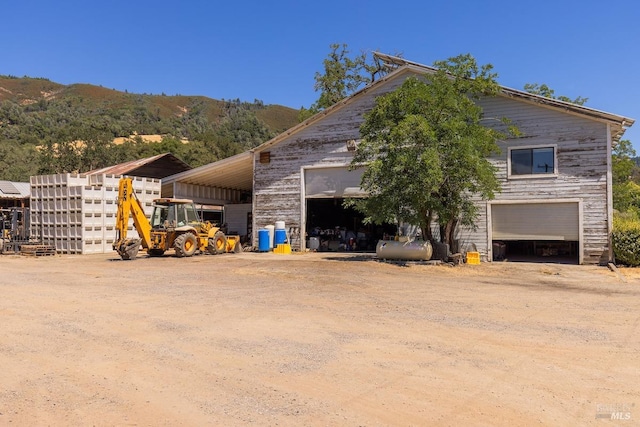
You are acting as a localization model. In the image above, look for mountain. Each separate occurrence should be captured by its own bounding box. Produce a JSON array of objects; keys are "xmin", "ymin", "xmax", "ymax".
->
[{"xmin": 0, "ymin": 75, "xmax": 301, "ymax": 181}]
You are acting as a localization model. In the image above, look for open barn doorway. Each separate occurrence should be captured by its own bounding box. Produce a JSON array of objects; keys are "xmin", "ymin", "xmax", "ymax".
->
[
  {"xmin": 305, "ymin": 198, "xmax": 395, "ymax": 252},
  {"xmin": 492, "ymin": 240, "xmax": 579, "ymax": 264}
]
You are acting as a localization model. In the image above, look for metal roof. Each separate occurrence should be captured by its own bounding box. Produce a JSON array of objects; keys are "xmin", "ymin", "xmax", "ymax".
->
[
  {"xmin": 85, "ymin": 152, "xmax": 192, "ymax": 179},
  {"xmin": 163, "ymin": 151, "xmax": 253, "ymax": 191},
  {"xmin": 0, "ymin": 181, "xmax": 30, "ymax": 199}
]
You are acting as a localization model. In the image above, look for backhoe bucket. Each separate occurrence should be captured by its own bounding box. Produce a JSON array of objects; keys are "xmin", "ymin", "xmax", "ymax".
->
[{"xmin": 117, "ymin": 238, "xmax": 142, "ymax": 260}]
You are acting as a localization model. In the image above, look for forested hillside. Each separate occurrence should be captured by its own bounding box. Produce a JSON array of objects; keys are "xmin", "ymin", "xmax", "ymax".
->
[{"xmin": 0, "ymin": 75, "xmax": 300, "ymax": 181}]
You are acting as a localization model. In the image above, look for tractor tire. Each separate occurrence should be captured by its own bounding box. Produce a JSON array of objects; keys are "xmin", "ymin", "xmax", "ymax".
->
[
  {"xmin": 212, "ymin": 231, "xmax": 227, "ymax": 255},
  {"xmin": 174, "ymin": 233, "xmax": 198, "ymax": 257},
  {"xmin": 148, "ymin": 248, "xmax": 165, "ymax": 257}
]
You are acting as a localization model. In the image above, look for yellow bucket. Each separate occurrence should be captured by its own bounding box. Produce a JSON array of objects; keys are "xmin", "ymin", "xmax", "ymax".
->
[{"xmin": 274, "ymin": 244, "xmax": 292, "ymax": 254}]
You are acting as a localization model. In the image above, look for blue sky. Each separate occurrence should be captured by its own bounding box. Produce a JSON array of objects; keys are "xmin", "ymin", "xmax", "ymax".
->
[{"xmin": 3, "ymin": 0, "xmax": 640, "ymax": 150}]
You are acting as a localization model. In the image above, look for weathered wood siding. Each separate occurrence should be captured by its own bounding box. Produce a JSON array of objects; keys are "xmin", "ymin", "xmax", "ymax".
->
[
  {"xmin": 461, "ymin": 96, "xmax": 610, "ymax": 264},
  {"xmin": 254, "ymin": 69, "xmax": 612, "ymax": 263},
  {"xmin": 252, "ymin": 76, "xmax": 408, "ymax": 248}
]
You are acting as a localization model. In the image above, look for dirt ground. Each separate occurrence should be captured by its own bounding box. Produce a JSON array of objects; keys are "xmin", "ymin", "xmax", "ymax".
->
[{"xmin": 0, "ymin": 251, "xmax": 638, "ymax": 426}]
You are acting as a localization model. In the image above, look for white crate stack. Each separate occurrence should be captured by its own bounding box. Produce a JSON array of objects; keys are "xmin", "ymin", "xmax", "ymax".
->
[{"xmin": 29, "ymin": 173, "xmax": 161, "ymax": 254}]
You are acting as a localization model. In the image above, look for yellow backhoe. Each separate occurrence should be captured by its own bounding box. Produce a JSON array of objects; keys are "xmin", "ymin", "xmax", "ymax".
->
[{"xmin": 113, "ymin": 177, "xmax": 241, "ymax": 260}]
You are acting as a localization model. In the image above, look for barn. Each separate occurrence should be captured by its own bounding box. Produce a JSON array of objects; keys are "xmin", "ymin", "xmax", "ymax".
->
[{"xmin": 167, "ymin": 53, "xmax": 634, "ymax": 264}]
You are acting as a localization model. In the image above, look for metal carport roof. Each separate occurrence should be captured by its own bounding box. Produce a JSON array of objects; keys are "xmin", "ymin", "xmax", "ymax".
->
[{"xmin": 163, "ymin": 151, "xmax": 253, "ymax": 192}]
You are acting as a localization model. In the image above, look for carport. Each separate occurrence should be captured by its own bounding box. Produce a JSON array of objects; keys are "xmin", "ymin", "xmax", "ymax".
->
[{"xmin": 163, "ymin": 151, "xmax": 254, "ymax": 240}]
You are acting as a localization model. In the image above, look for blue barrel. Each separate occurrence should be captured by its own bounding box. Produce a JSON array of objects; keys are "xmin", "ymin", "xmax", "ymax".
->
[
  {"xmin": 275, "ymin": 229, "xmax": 287, "ymax": 245},
  {"xmin": 258, "ymin": 229, "xmax": 270, "ymax": 252}
]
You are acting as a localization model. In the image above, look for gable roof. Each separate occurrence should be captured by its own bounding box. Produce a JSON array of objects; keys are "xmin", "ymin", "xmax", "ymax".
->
[
  {"xmin": 85, "ymin": 152, "xmax": 191, "ymax": 179},
  {"xmin": 254, "ymin": 52, "xmax": 634, "ymax": 153},
  {"xmin": 161, "ymin": 53, "xmax": 635, "ymax": 193},
  {"xmin": 371, "ymin": 53, "xmax": 635, "ymax": 138}
]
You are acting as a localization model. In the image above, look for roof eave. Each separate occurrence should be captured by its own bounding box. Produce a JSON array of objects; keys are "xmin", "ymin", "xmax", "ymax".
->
[
  {"xmin": 252, "ymin": 65, "xmax": 416, "ymax": 154},
  {"xmin": 375, "ymin": 52, "xmax": 635, "ymax": 139},
  {"xmin": 499, "ymin": 86, "xmax": 635, "ymax": 135}
]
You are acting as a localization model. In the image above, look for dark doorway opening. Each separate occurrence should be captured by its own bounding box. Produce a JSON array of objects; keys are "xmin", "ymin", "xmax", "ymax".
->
[
  {"xmin": 306, "ymin": 199, "xmax": 396, "ymax": 252},
  {"xmin": 199, "ymin": 208, "xmax": 223, "ymax": 226},
  {"xmin": 493, "ymin": 240, "xmax": 579, "ymax": 264}
]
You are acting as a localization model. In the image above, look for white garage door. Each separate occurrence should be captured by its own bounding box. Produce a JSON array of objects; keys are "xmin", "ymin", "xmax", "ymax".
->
[
  {"xmin": 304, "ymin": 166, "xmax": 367, "ymax": 199},
  {"xmin": 491, "ymin": 202, "xmax": 580, "ymax": 241}
]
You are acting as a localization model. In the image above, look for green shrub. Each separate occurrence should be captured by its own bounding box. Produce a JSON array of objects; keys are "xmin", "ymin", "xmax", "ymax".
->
[{"xmin": 612, "ymin": 213, "xmax": 640, "ymax": 266}]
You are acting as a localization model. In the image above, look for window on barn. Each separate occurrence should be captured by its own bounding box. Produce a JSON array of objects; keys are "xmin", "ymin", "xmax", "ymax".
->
[{"xmin": 508, "ymin": 146, "xmax": 557, "ymax": 178}]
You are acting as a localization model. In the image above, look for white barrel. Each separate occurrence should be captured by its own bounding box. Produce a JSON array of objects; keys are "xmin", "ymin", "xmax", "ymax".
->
[
  {"xmin": 265, "ymin": 225, "xmax": 275, "ymax": 249},
  {"xmin": 376, "ymin": 240, "xmax": 433, "ymax": 261},
  {"xmin": 275, "ymin": 220, "xmax": 286, "ymax": 230}
]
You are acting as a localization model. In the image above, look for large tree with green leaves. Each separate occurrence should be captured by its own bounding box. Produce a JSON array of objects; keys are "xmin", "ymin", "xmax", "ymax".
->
[
  {"xmin": 313, "ymin": 44, "xmax": 369, "ymax": 109},
  {"xmin": 299, "ymin": 44, "xmax": 393, "ymax": 121},
  {"xmin": 349, "ymin": 54, "xmax": 518, "ymax": 249}
]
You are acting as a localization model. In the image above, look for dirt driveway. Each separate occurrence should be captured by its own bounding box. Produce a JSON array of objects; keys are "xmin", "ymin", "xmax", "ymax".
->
[{"xmin": 0, "ymin": 252, "xmax": 638, "ymax": 426}]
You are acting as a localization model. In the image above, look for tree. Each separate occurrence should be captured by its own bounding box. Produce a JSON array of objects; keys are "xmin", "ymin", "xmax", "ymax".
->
[
  {"xmin": 0, "ymin": 141, "xmax": 39, "ymax": 181},
  {"xmin": 300, "ymin": 44, "xmax": 394, "ymax": 121},
  {"xmin": 349, "ymin": 54, "xmax": 518, "ymax": 249},
  {"xmin": 79, "ymin": 127, "xmax": 116, "ymax": 171},
  {"xmin": 612, "ymin": 139, "xmax": 640, "ymax": 213},
  {"xmin": 523, "ymin": 83, "xmax": 588, "ymax": 105},
  {"xmin": 313, "ymin": 44, "xmax": 369, "ymax": 109},
  {"xmin": 612, "ymin": 139, "xmax": 637, "ymax": 185}
]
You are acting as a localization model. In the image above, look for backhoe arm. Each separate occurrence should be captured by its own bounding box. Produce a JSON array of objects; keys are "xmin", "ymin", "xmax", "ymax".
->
[{"xmin": 114, "ymin": 177, "xmax": 152, "ymax": 259}]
